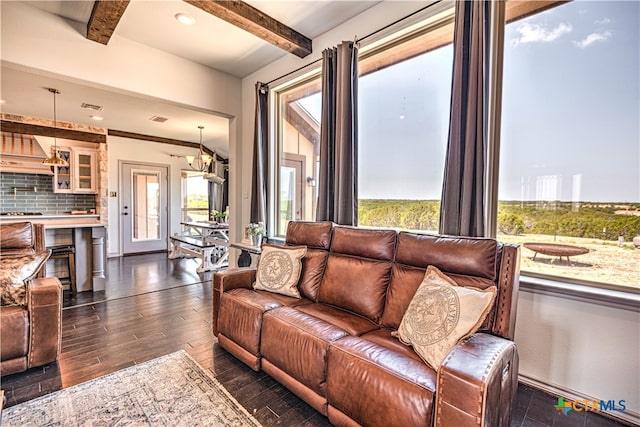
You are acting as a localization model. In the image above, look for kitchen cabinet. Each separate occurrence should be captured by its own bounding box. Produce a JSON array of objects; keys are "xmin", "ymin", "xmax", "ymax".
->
[{"xmin": 53, "ymin": 147, "xmax": 97, "ymax": 194}]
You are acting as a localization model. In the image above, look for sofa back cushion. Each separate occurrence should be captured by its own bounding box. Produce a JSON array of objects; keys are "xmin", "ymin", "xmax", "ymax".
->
[
  {"xmin": 395, "ymin": 232, "xmax": 499, "ymax": 280},
  {"xmin": 286, "ymin": 221, "xmax": 333, "ymax": 249},
  {"xmin": 285, "ymin": 221, "xmax": 334, "ymax": 301},
  {"xmin": 0, "ymin": 222, "xmax": 36, "ymax": 255},
  {"xmin": 317, "ymin": 226, "xmax": 396, "ymax": 322},
  {"xmin": 381, "ymin": 232, "xmax": 502, "ymax": 329}
]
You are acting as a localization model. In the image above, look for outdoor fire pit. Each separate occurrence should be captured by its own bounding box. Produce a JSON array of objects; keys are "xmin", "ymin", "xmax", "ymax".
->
[{"xmin": 523, "ymin": 242, "xmax": 589, "ymax": 264}]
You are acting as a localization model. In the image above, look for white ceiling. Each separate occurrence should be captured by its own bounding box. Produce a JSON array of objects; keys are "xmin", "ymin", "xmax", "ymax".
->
[{"xmin": 1, "ymin": 0, "xmax": 380, "ymax": 155}]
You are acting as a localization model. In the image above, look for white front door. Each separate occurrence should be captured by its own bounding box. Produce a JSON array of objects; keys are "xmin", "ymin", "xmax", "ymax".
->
[{"xmin": 121, "ymin": 163, "xmax": 168, "ymax": 254}]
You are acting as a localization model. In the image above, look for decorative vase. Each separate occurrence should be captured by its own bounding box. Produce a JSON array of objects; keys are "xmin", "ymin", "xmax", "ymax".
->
[{"xmin": 250, "ymin": 234, "xmax": 262, "ymax": 247}]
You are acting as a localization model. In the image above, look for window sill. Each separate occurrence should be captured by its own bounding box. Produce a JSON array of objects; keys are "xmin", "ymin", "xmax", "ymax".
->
[{"xmin": 519, "ymin": 275, "xmax": 640, "ymax": 312}]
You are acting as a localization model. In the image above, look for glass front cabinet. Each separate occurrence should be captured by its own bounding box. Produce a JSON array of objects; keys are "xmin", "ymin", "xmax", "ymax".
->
[{"xmin": 53, "ymin": 147, "xmax": 98, "ymax": 194}]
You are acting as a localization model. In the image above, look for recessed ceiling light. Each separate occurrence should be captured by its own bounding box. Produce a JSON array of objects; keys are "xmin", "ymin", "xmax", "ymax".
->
[
  {"xmin": 90, "ymin": 115, "xmax": 104, "ymax": 121},
  {"xmin": 0, "ymin": 99, "xmax": 6, "ymax": 104},
  {"xmin": 175, "ymin": 13, "xmax": 195, "ymax": 25}
]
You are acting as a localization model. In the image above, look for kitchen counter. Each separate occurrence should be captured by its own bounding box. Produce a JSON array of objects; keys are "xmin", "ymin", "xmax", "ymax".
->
[{"xmin": 0, "ymin": 214, "xmax": 103, "ymax": 228}]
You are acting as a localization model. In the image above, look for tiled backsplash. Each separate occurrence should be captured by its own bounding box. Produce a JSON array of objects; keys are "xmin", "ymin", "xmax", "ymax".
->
[{"xmin": 0, "ymin": 172, "xmax": 96, "ymax": 214}]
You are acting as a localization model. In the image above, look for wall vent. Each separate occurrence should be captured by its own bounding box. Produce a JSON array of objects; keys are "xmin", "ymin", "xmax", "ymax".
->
[
  {"xmin": 81, "ymin": 103, "xmax": 103, "ymax": 111},
  {"xmin": 149, "ymin": 115, "xmax": 169, "ymax": 123}
]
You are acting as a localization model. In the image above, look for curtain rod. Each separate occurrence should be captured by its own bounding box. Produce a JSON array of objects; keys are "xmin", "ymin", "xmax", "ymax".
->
[{"xmin": 265, "ymin": 0, "xmax": 443, "ymax": 87}]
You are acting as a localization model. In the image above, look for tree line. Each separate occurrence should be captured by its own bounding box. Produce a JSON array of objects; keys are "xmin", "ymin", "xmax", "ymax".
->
[{"xmin": 358, "ymin": 200, "xmax": 640, "ymax": 241}]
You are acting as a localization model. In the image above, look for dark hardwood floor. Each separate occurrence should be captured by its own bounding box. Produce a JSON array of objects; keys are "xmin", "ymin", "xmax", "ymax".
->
[
  {"xmin": 63, "ymin": 252, "xmax": 212, "ymax": 308},
  {"xmin": 2, "ymin": 254, "xmax": 631, "ymax": 426}
]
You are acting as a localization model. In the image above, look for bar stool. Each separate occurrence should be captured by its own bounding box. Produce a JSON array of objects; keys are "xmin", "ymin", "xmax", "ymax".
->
[{"xmin": 48, "ymin": 245, "xmax": 76, "ymax": 294}]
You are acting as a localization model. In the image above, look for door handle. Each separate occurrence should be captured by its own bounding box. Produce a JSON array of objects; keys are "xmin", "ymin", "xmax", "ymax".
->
[{"xmin": 122, "ymin": 212, "xmax": 128, "ymax": 215}]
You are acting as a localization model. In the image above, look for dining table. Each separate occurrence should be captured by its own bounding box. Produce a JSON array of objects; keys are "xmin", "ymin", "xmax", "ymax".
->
[{"xmin": 168, "ymin": 221, "xmax": 230, "ymax": 272}]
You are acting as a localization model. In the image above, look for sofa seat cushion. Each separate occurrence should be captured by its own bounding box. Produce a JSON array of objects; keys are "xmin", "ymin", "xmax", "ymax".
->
[
  {"xmin": 327, "ymin": 335, "xmax": 436, "ymax": 427},
  {"xmin": 359, "ymin": 328, "xmax": 424, "ymax": 363},
  {"xmin": 0, "ymin": 305, "xmax": 28, "ymax": 360},
  {"xmin": 261, "ymin": 307, "xmax": 349, "ymax": 397},
  {"xmin": 217, "ymin": 288, "xmax": 310, "ymax": 357},
  {"xmin": 296, "ymin": 303, "xmax": 379, "ymax": 336}
]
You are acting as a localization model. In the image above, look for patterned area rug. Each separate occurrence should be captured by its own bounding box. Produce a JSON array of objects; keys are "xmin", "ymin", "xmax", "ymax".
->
[{"xmin": 2, "ymin": 350, "xmax": 262, "ymax": 426}]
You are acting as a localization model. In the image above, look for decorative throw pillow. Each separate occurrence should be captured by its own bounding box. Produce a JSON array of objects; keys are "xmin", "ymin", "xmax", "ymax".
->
[
  {"xmin": 395, "ymin": 265, "xmax": 496, "ymax": 370},
  {"xmin": 0, "ymin": 250, "xmax": 51, "ymax": 306},
  {"xmin": 253, "ymin": 244, "xmax": 307, "ymax": 298}
]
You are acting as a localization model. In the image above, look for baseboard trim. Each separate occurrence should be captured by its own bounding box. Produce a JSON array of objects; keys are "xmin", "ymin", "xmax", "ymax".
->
[{"xmin": 519, "ymin": 374, "xmax": 639, "ymax": 426}]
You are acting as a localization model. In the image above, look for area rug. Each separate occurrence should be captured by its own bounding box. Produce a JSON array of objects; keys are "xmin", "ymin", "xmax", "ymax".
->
[{"xmin": 2, "ymin": 350, "xmax": 262, "ymax": 426}]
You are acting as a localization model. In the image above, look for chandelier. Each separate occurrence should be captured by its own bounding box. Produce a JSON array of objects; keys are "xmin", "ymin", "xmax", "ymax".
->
[
  {"xmin": 42, "ymin": 88, "xmax": 69, "ymax": 167},
  {"xmin": 186, "ymin": 126, "xmax": 212, "ymax": 172}
]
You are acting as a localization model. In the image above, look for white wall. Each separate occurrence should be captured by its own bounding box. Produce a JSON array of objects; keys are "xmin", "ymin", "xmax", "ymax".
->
[
  {"xmin": 239, "ymin": 1, "xmax": 640, "ymax": 422},
  {"xmin": 515, "ymin": 290, "xmax": 640, "ymax": 417}
]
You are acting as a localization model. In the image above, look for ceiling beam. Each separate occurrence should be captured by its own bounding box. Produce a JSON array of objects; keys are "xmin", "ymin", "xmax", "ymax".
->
[
  {"xmin": 0, "ymin": 120, "xmax": 106, "ymax": 144},
  {"xmin": 184, "ymin": 0, "xmax": 312, "ymax": 58},
  {"xmin": 108, "ymin": 129, "xmax": 225, "ymax": 160},
  {"xmin": 87, "ymin": 0, "xmax": 130, "ymax": 45}
]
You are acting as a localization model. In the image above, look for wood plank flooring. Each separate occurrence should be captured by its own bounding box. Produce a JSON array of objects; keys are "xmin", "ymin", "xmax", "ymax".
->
[{"xmin": 1, "ymin": 254, "xmax": 632, "ymax": 426}]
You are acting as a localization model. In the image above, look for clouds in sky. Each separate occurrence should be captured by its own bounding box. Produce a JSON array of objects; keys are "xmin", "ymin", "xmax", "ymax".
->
[
  {"xmin": 573, "ymin": 31, "xmax": 612, "ymax": 49},
  {"xmin": 510, "ymin": 22, "xmax": 572, "ymax": 46},
  {"xmin": 595, "ymin": 18, "xmax": 611, "ymax": 25}
]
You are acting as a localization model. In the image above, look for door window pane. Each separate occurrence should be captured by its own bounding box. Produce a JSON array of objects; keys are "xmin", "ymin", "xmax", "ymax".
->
[
  {"xmin": 132, "ymin": 171, "xmax": 160, "ymax": 241},
  {"xmin": 498, "ymin": 0, "xmax": 640, "ymax": 289}
]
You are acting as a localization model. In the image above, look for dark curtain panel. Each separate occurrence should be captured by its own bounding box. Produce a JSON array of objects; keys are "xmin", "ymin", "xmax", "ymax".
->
[
  {"xmin": 222, "ymin": 165, "xmax": 229, "ymax": 212},
  {"xmin": 207, "ymin": 158, "xmax": 228, "ymax": 216},
  {"xmin": 316, "ymin": 41, "xmax": 359, "ymax": 225},
  {"xmin": 250, "ymin": 82, "xmax": 269, "ymax": 224},
  {"xmin": 439, "ymin": 0, "xmax": 491, "ymax": 237}
]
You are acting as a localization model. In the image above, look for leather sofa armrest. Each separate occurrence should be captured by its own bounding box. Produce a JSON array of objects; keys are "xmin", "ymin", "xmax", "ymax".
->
[
  {"xmin": 26, "ymin": 277, "xmax": 62, "ymax": 369},
  {"xmin": 435, "ymin": 333, "xmax": 519, "ymax": 427},
  {"xmin": 212, "ymin": 268, "xmax": 257, "ymax": 336}
]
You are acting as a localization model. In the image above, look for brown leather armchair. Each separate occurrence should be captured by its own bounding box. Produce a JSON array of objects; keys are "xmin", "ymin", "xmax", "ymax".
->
[{"xmin": 0, "ymin": 221, "xmax": 62, "ymax": 376}]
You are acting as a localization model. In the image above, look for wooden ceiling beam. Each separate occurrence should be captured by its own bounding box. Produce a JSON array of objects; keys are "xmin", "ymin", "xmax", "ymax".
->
[
  {"xmin": 87, "ymin": 0, "xmax": 130, "ymax": 45},
  {"xmin": 184, "ymin": 0, "xmax": 312, "ymax": 58},
  {"xmin": 108, "ymin": 129, "xmax": 225, "ymax": 160},
  {"xmin": 0, "ymin": 120, "xmax": 106, "ymax": 144}
]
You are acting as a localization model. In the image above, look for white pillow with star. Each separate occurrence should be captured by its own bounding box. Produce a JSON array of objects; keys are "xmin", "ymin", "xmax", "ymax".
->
[
  {"xmin": 394, "ymin": 265, "xmax": 496, "ymax": 370},
  {"xmin": 253, "ymin": 244, "xmax": 307, "ymax": 298}
]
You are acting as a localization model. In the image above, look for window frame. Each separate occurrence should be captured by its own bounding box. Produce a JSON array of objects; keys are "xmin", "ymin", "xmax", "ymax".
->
[
  {"xmin": 270, "ymin": 73, "xmax": 322, "ymax": 239},
  {"xmin": 264, "ymin": 0, "xmax": 639, "ymax": 303}
]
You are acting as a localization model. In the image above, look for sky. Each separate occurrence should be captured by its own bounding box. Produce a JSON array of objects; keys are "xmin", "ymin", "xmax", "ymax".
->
[{"xmin": 355, "ymin": 0, "xmax": 639, "ymax": 203}]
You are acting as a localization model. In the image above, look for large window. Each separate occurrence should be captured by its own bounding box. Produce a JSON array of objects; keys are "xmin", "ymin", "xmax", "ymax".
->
[
  {"xmin": 358, "ymin": 43, "xmax": 453, "ymax": 232},
  {"xmin": 498, "ymin": 0, "xmax": 640, "ymax": 290},
  {"xmin": 274, "ymin": 79, "xmax": 321, "ymax": 237},
  {"xmin": 268, "ymin": 1, "xmax": 639, "ymax": 292}
]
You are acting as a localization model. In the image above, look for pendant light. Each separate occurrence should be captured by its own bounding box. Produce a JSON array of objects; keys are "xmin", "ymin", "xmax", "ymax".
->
[
  {"xmin": 186, "ymin": 126, "xmax": 212, "ymax": 172},
  {"xmin": 42, "ymin": 88, "xmax": 69, "ymax": 167},
  {"xmin": 204, "ymin": 151, "xmax": 226, "ymax": 185}
]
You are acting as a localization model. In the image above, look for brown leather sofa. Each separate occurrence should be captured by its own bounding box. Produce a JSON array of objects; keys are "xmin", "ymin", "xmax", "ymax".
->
[
  {"xmin": 0, "ymin": 221, "xmax": 63, "ymax": 376},
  {"xmin": 213, "ymin": 221, "xmax": 520, "ymax": 426}
]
